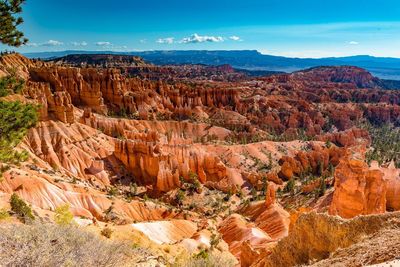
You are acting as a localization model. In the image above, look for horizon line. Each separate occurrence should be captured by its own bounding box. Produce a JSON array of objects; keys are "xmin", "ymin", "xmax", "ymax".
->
[{"xmin": 17, "ymin": 49, "xmax": 400, "ymax": 60}]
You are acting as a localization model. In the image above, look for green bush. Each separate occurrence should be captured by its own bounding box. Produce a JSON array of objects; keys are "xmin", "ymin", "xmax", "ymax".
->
[
  {"xmin": 0, "ymin": 72, "xmax": 25, "ymax": 97},
  {"xmin": 261, "ymin": 175, "xmax": 268, "ymax": 197},
  {"xmin": 318, "ymin": 177, "xmax": 327, "ymax": 197},
  {"xmin": 188, "ymin": 171, "xmax": 201, "ymax": 192},
  {"xmin": 54, "ymin": 204, "xmax": 74, "ymax": 225},
  {"xmin": 0, "ymin": 208, "xmax": 10, "ymax": 220},
  {"xmin": 10, "ymin": 193, "xmax": 34, "ymax": 222},
  {"xmin": 283, "ymin": 179, "xmax": 295, "ymax": 194},
  {"xmin": 176, "ymin": 189, "xmax": 185, "ymax": 206},
  {"xmin": 0, "ymin": 164, "xmax": 11, "ymax": 180},
  {"xmin": 0, "ymin": 101, "xmax": 38, "ymax": 164},
  {"xmin": 107, "ymin": 186, "xmax": 118, "ymax": 196},
  {"xmin": 174, "ymin": 250, "xmax": 237, "ymax": 267}
]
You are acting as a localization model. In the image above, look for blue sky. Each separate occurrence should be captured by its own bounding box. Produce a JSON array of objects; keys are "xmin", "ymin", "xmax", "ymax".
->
[{"xmin": 3, "ymin": 0, "xmax": 400, "ymax": 58}]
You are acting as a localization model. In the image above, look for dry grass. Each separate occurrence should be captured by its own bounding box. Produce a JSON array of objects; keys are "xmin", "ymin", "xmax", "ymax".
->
[
  {"xmin": 0, "ymin": 222, "xmax": 155, "ymax": 267},
  {"xmin": 174, "ymin": 251, "xmax": 237, "ymax": 267}
]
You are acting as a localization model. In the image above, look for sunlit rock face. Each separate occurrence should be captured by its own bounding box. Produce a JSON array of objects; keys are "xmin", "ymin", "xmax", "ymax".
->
[{"xmin": 329, "ymin": 158, "xmax": 387, "ymax": 218}]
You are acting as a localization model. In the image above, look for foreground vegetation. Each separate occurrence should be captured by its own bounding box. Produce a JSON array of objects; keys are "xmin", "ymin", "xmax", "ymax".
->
[
  {"xmin": 0, "ymin": 74, "xmax": 38, "ymax": 165},
  {"xmin": 0, "ymin": 223, "xmax": 153, "ymax": 267},
  {"xmin": 174, "ymin": 251, "xmax": 236, "ymax": 267},
  {"xmin": 0, "ymin": 71, "xmax": 25, "ymax": 97}
]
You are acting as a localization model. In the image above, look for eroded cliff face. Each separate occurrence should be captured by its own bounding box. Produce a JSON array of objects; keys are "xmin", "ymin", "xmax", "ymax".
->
[
  {"xmin": 327, "ymin": 159, "xmax": 400, "ymax": 219},
  {"xmin": 0, "ymin": 165, "xmax": 174, "ymax": 223},
  {"xmin": 2, "ymin": 53, "xmax": 400, "ymax": 266},
  {"xmin": 114, "ymin": 138, "xmax": 231, "ymax": 192},
  {"xmin": 277, "ymin": 145, "xmax": 345, "ymax": 181},
  {"xmin": 329, "ymin": 158, "xmax": 387, "ymax": 218},
  {"xmin": 28, "ymin": 65, "xmax": 242, "ymax": 120},
  {"xmin": 0, "ymin": 53, "xmax": 42, "ymax": 79},
  {"xmin": 253, "ymin": 211, "xmax": 400, "ymax": 267},
  {"xmin": 24, "ymin": 120, "xmax": 115, "ymax": 184},
  {"xmin": 217, "ymin": 185, "xmax": 291, "ymax": 266},
  {"xmin": 381, "ymin": 162, "xmax": 400, "ymax": 211}
]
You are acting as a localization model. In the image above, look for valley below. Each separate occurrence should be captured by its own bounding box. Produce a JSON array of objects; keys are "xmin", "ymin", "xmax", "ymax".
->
[{"xmin": 1, "ymin": 52, "xmax": 400, "ymax": 266}]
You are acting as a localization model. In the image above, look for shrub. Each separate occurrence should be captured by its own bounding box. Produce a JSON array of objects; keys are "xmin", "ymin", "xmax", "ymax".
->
[
  {"xmin": 188, "ymin": 171, "xmax": 201, "ymax": 192},
  {"xmin": 195, "ymin": 249, "xmax": 209, "ymax": 260},
  {"xmin": 101, "ymin": 227, "xmax": 113, "ymax": 239},
  {"xmin": 10, "ymin": 193, "xmax": 34, "ymax": 222},
  {"xmin": 0, "ymin": 164, "xmax": 11, "ymax": 180},
  {"xmin": 250, "ymin": 187, "xmax": 258, "ymax": 201},
  {"xmin": 325, "ymin": 140, "xmax": 332, "ymax": 148},
  {"xmin": 261, "ymin": 175, "xmax": 268, "ymax": 196},
  {"xmin": 129, "ymin": 182, "xmax": 138, "ymax": 196},
  {"xmin": 174, "ymin": 250, "xmax": 237, "ymax": 267},
  {"xmin": 318, "ymin": 177, "xmax": 327, "ymax": 197},
  {"xmin": 176, "ymin": 189, "xmax": 185, "ymax": 206},
  {"xmin": 0, "ymin": 71, "xmax": 25, "ymax": 97},
  {"xmin": 0, "ymin": 223, "xmax": 152, "ymax": 266},
  {"xmin": 107, "ymin": 186, "xmax": 118, "ymax": 196},
  {"xmin": 54, "ymin": 204, "xmax": 74, "ymax": 225},
  {"xmin": 283, "ymin": 179, "xmax": 295, "ymax": 195},
  {"xmin": 0, "ymin": 208, "xmax": 10, "ymax": 220},
  {"xmin": 209, "ymin": 233, "xmax": 221, "ymax": 249}
]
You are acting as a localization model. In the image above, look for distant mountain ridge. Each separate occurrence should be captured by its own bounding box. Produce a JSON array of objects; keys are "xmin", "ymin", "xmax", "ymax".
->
[{"xmin": 23, "ymin": 50, "xmax": 400, "ymax": 80}]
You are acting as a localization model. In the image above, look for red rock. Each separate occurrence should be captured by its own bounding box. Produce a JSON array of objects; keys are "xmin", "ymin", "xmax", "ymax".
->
[
  {"xmin": 370, "ymin": 161, "xmax": 400, "ymax": 211},
  {"xmin": 114, "ymin": 133, "xmax": 231, "ymax": 192},
  {"xmin": 329, "ymin": 158, "xmax": 387, "ymax": 218},
  {"xmin": 316, "ymin": 128, "xmax": 371, "ymax": 147},
  {"xmin": 278, "ymin": 145, "xmax": 346, "ymax": 181},
  {"xmin": 218, "ymin": 214, "xmax": 273, "ymax": 265}
]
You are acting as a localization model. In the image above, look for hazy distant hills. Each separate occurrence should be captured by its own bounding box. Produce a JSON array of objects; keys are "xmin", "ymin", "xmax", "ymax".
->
[{"xmin": 24, "ymin": 50, "xmax": 400, "ymax": 80}]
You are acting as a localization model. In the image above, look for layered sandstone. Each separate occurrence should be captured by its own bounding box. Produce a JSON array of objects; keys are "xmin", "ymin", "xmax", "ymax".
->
[
  {"xmin": 0, "ymin": 167, "xmax": 173, "ymax": 223},
  {"xmin": 329, "ymin": 158, "xmax": 387, "ymax": 218},
  {"xmin": 114, "ymin": 133, "xmax": 231, "ymax": 192},
  {"xmin": 24, "ymin": 121, "xmax": 116, "ymax": 185}
]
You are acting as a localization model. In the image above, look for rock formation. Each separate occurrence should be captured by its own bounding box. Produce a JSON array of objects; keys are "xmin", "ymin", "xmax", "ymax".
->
[
  {"xmin": 254, "ymin": 211, "xmax": 400, "ymax": 267},
  {"xmin": 329, "ymin": 158, "xmax": 387, "ymax": 218}
]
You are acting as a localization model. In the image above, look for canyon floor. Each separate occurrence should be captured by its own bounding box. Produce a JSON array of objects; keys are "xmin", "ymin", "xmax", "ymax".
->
[{"xmin": 1, "ymin": 53, "xmax": 400, "ymax": 266}]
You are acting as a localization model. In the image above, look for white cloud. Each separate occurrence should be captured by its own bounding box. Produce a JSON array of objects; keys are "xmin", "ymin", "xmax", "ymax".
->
[
  {"xmin": 71, "ymin": 41, "xmax": 88, "ymax": 46},
  {"xmin": 139, "ymin": 39, "xmax": 147, "ymax": 44},
  {"xmin": 22, "ymin": 40, "xmax": 63, "ymax": 47},
  {"xmin": 156, "ymin": 37, "xmax": 174, "ymax": 44},
  {"xmin": 349, "ymin": 41, "xmax": 359, "ymax": 45},
  {"xmin": 25, "ymin": 42, "xmax": 38, "ymax": 47},
  {"xmin": 229, "ymin": 36, "xmax": 242, "ymax": 41},
  {"xmin": 94, "ymin": 42, "xmax": 127, "ymax": 50},
  {"xmin": 95, "ymin": 41, "xmax": 112, "ymax": 46},
  {"xmin": 42, "ymin": 40, "xmax": 64, "ymax": 46},
  {"xmin": 179, "ymin": 33, "xmax": 224, "ymax": 44}
]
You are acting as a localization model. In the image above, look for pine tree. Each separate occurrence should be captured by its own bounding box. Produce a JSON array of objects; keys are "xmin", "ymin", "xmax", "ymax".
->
[{"xmin": 0, "ymin": 0, "xmax": 28, "ymax": 47}]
